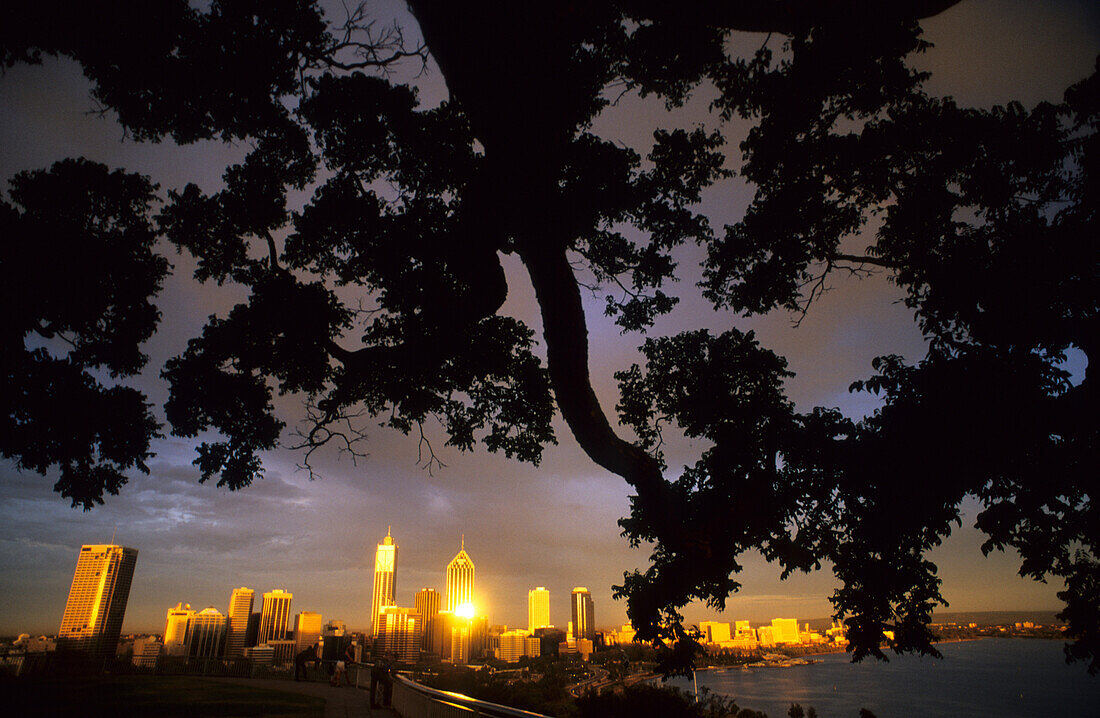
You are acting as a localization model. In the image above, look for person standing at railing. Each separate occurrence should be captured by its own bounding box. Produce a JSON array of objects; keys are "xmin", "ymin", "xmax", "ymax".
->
[
  {"xmin": 294, "ymin": 643, "xmax": 318, "ymax": 682},
  {"xmin": 370, "ymin": 654, "xmax": 394, "ymax": 707}
]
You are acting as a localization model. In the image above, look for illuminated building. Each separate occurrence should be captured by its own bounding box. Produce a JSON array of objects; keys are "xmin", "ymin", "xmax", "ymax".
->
[
  {"xmin": 295, "ymin": 611, "xmax": 323, "ymax": 655},
  {"xmin": 524, "ymin": 635, "xmax": 541, "ymax": 658},
  {"xmin": 370, "ymin": 528, "xmax": 398, "ymax": 637},
  {"xmin": 498, "ymin": 630, "xmax": 529, "ymax": 663},
  {"xmin": 450, "ymin": 622, "xmax": 471, "ymax": 664},
  {"xmin": 434, "ymin": 610, "xmax": 454, "ymax": 660},
  {"xmin": 772, "ymin": 618, "xmax": 800, "ymax": 644},
  {"xmin": 225, "ymin": 587, "xmax": 254, "ymax": 658},
  {"xmin": 266, "ymin": 639, "xmax": 296, "ymax": 664},
  {"xmin": 605, "ymin": 623, "xmax": 636, "ymax": 645},
  {"xmin": 445, "ymin": 537, "xmax": 475, "ymax": 612},
  {"xmin": 528, "ymin": 587, "xmax": 550, "ymax": 632},
  {"xmin": 131, "ymin": 636, "xmax": 161, "ymax": 667},
  {"xmin": 414, "ymin": 588, "xmax": 441, "ymax": 654},
  {"xmin": 163, "ymin": 602, "xmax": 194, "ymax": 655},
  {"xmin": 259, "ymin": 589, "xmax": 293, "ymax": 643},
  {"xmin": 699, "ymin": 621, "xmax": 731, "ymax": 644},
  {"xmin": 571, "ymin": 587, "xmax": 595, "ymax": 641},
  {"xmin": 376, "ymin": 606, "xmax": 423, "ymax": 662},
  {"xmin": 245, "ymin": 643, "xmax": 274, "ymax": 665},
  {"xmin": 187, "ymin": 607, "xmax": 227, "ymax": 658},
  {"xmin": 58, "ymin": 544, "xmax": 139, "ymax": 657}
]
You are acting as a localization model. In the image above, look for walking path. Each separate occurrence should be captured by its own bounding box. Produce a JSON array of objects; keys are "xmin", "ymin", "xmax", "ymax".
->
[{"xmin": 206, "ymin": 676, "xmax": 399, "ymax": 718}]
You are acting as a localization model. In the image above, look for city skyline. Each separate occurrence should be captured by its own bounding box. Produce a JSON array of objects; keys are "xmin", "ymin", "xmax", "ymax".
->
[{"xmin": 1, "ymin": 0, "xmax": 1096, "ymax": 639}]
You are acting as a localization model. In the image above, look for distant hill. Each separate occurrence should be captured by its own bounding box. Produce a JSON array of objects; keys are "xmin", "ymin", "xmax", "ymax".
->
[
  {"xmin": 929, "ymin": 610, "xmax": 1063, "ymax": 626},
  {"xmin": 802, "ymin": 610, "xmax": 1063, "ymax": 631}
]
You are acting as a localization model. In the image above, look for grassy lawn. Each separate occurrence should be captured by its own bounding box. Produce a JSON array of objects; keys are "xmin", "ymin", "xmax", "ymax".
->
[{"xmin": 0, "ymin": 674, "xmax": 325, "ymax": 717}]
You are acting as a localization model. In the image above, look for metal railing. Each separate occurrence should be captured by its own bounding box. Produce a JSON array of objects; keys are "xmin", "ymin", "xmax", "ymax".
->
[{"xmin": 391, "ymin": 674, "xmax": 551, "ymax": 718}]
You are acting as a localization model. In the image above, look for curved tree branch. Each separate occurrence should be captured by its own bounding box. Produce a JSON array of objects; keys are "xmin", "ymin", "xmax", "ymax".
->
[{"xmin": 518, "ymin": 237, "xmax": 671, "ymax": 533}]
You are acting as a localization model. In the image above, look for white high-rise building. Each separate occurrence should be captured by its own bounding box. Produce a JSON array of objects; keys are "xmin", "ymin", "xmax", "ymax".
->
[
  {"xmin": 259, "ymin": 589, "xmax": 293, "ymax": 644},
  {"xmin": 58, "ymin": 544, "xmax": 138, "ymax": 657},
  {"xmin": 528, "ymin": 587, "xmax": 550, "ymax": 633},
  {"xmin": 225, "ymin": 587, "xmax": 254, "ymax": 658},
  {"xmin": 370, "ymin": 529, "xmax": 398, "ymax": 637},
  {"xmin": 445, "ymin": 537, "xmax": 474, "ymax": 612}
]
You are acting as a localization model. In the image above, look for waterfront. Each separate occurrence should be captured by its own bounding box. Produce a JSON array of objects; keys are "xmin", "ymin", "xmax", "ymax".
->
[{"xmin": 668, "ymin": 639, "xmax": 1100, "ymax": 717}]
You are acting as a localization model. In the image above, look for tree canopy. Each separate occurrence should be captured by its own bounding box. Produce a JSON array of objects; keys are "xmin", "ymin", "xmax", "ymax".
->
[{"xmin": 2, "ymin": 1, "xmax": 1096, "ymax": 672}]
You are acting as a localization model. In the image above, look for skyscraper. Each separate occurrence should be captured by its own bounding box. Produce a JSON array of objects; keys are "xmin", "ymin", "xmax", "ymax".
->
[
  {"xmin": 445, "ymin": 537, "xmax": 474, "ymax": 612},
  {"xmin": 571, "ymin": 587, "xmax": 595, "ymax": 642},
  {"xmin": 164, "ymin": 602, "xmax": 194, "ymax": 655},
  {"xmin": 58, "ymin": 544, "xmax": 138, "ymax": 657},
  {"xmin": 528, "ymin": 587, "xmax": 550, "ymax": 632},
  {"xmin": 258, "ymin": 589, "xmax": 293, "ymax": 644},
  {"xmin": 414, "ymin": 588, "xmax": 441, "ymax": 654},
  {"xmin": 370, "ymin": 528, "xmax": 398, "ymax": 637},
  {"xmin": 375, "ymin": 606, "xmax": 423, "ymax": 662},
  {"xmin": 225, "ymin": 587, "xmax": 254, "ymax": 658},
  {"xmin": 295, "ymin": 611, "xmax": 323, "ymax": 655},
  {"xmin": 187, "ymin": 607, "xmax": 228, "ymax": 658}
]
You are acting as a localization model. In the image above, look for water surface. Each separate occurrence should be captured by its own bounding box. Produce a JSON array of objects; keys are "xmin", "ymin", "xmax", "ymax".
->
[{"xmin": 666, "ymin": 639, "xmax": 1099, "ymax": 717}]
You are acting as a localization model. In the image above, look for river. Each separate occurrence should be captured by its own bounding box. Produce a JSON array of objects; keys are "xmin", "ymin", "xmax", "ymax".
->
[{"xmin": 665, "ymin": 639, "xmax": 1100, "ymax": 717}]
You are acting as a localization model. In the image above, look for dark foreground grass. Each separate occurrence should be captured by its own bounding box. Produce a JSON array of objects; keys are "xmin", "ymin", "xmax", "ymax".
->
[{"xmin": 0, "ymin": 674, "xmax": 325, "ymax": 717}]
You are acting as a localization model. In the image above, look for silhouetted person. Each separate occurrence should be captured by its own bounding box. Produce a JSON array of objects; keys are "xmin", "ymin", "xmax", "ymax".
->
[
  {"xmin": 332, "ymin": 642, "xmax": 355, "ymax": 687},
  {"xmin": 381, "ymin": 653, "xmax": 394, "ymax": 706},
  {"xmin": 294, "ymin": 643, "xmax": 316, "ymax": 681},
  {"xmin": 371, "ymin": 653, "xmax": 394, "ymax": 707}
]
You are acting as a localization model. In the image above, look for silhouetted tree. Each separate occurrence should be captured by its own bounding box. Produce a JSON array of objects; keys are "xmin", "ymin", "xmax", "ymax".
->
[{"xmin": 2, "ymin": 1, "xmax": 1096, "ymax": 673}]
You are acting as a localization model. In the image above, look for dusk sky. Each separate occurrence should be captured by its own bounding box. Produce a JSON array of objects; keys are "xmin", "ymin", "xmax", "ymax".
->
[{"xmin": 2, "ymin": 0, "xmax": 1097, "ymax": 637}]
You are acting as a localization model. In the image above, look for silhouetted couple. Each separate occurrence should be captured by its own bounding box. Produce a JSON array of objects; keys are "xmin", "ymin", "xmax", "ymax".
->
[
  {"xmin": 294, "ymin": 643, "xmax": 319, "ymax": 682},
  {"xmin": 370, "ymin": 655, "xmax": 394, "ymax": 708}
]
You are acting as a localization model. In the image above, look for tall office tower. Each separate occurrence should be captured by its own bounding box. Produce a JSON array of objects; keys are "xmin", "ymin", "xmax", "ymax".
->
[
  {"xmin": 370, "ymin": 528, "xmax": 398, "ymax": 637},
  {"xmin": 58, "ymin": 544, "xmax": 138, "ymax": 656},
  {"xmin": 295, "ymin": 611, "xmax": 323, "ymax": 655},
  {"xmin": 528, "ymin": 587, "xmax": 550, "ymax": 632},
  {"xmin": 375, "ymin": 606, "xmax": 423, "ymax": 662},
  {"xmin": 164, "ymin": 602, "xmax": 195, "ymax": 655},
  {"xmin": 571, "ymin": 587, "xmax": 595, "ymax": 642},
  {"xmin": 258, "ymin": 589, "xmax": 293, "ymax": 644},
  {"xmin": 445, "ymin": 537, "xmax": 475, "ymax": 612},
  {"xmin": 414, "ymin": 588, "xmax": 441, "ymax": 654},
  {"xmin": 224, "ymin": 587, "xmax": 254, "ymax": 658},
  {"xmin": 187, "ymin": 607, "xmax": 228, "ymax": 658}
]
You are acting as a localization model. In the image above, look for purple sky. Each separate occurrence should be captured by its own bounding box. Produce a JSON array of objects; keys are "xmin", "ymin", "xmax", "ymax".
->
[{"xmin": 1, "ymin": 0, "xmax": 1097, "ymax": 636}]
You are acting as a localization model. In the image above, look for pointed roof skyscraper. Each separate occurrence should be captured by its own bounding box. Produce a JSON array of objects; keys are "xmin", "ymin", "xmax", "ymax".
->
[
  {"xmin": 370, "ymin": 527, "xmax": 398, "ymax": 637},
  {"xmin": 445, "ymin": 536, "xmax": 474, "ymax": 613}
]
